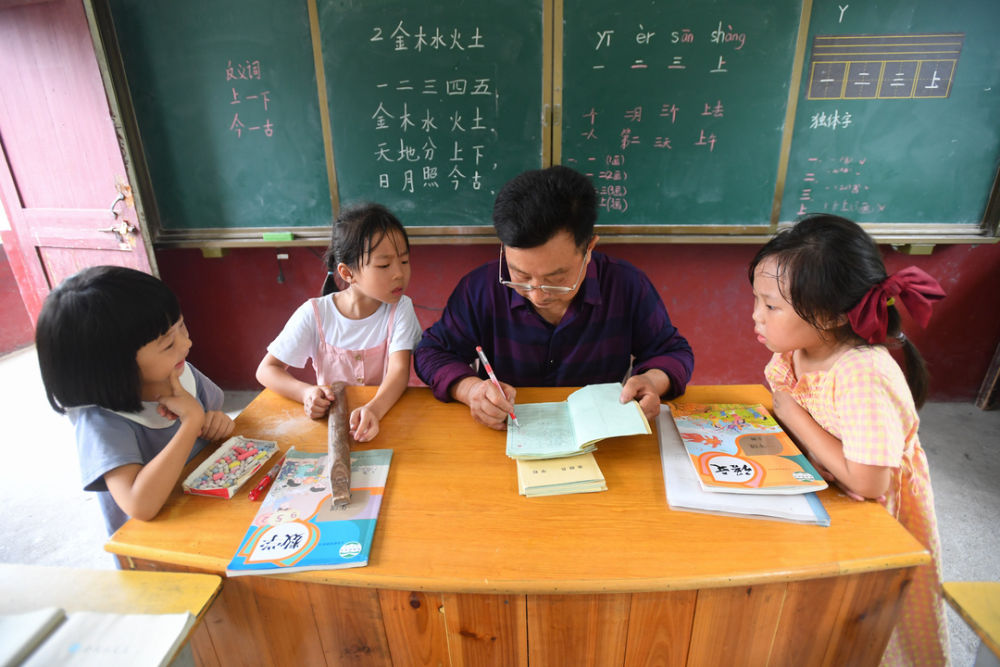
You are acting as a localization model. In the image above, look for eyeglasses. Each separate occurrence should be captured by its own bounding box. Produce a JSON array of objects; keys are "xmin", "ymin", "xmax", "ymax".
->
[{"xmin": 498, "ymin": 245, "xmax": 589, "ymax": 294}]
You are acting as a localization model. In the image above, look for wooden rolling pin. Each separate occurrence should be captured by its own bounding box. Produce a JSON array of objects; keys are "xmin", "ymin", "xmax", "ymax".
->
[{"xmin": 327, "ymin": 382, "xmax": 352, "ymax": 506}]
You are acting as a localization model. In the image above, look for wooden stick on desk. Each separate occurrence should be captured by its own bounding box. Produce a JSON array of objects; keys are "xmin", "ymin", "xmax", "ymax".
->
[{"xmin": 328, "ymin": 382, "xmax": 351, "ymax": 507}]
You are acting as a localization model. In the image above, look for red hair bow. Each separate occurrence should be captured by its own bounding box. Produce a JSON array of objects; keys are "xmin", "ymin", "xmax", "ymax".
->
[{"xmin": 847, "ymin": 266, "xmax": 945, "ymax": 344}]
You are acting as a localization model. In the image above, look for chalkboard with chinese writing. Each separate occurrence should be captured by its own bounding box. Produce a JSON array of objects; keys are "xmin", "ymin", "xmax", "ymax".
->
[
  {"xmin": 779, "ymin": 0, "xmax": 1000, "ymax": 228},
  {"xmin": 559, "ymin": 0, "xmax": 804, "ymax": 229},
  {"xmin": 107, "ymin": 0, "xmax": 331, "ymax": 232},
  {"xmin": 103, "ymin": 0, "xmax": 999, "ymax": 242},
  {"xmin": 316, "ymin": 0, "xmax": 545, "ymax": 230}
]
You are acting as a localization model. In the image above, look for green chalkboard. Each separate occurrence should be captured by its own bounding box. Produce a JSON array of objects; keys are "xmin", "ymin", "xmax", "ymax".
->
[
  {"xmin": 560, "ymin": 0, "xmax": 804, "ymax": 228},
  {"xmin": 317, "ymin": 0, "xmax": 545, "ymax": 229},
  {"xmin": 779, "ymin": 0, "xmax": 1000, "ymax": 226},
  {"xmin": 101, "ymin": 0, "xmax": 999, "ymax": 243},
  {"xmin": 108, "ymin": 0, "xmax": 330, "ymax": 231}
]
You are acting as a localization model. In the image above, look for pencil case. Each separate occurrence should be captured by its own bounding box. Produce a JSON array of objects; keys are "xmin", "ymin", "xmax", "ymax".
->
[{"xmin": 182, "ymin": 435, "xmax": 280, "ymax": 499}]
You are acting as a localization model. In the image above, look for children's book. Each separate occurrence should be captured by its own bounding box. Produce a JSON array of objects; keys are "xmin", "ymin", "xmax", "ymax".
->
[
  {"xmin": 657, "ymin": 406, "xmax": 830, "ymax": 526},
  {"xmin": 516, "ymin": 452, "xmax": 607, "ymax": 497},
  {"xmin": 226, "ymin": 447, "xmax": 391, "ymax": 577},
  {"xmin": 506, "ymin": 383, "xmax": 651, "ymax": 460},
  {"xmin": 668, "ymin": 402, "xmax": 827, "ymax": 495}
]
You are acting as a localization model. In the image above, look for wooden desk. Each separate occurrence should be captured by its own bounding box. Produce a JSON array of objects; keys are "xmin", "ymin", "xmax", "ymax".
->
[
  {"xmin": 0, "ymin": 564, "xmax": 221, "ymax": 663},
  {"xmin": 107, "ymin": 386, "xmax": 929, "ymax": 666}
]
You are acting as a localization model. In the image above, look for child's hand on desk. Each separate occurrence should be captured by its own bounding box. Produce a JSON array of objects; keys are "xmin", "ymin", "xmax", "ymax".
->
[
  {"xmin": 303, "ymin": 385, "xmax": 337, "ymax": 419},
  {"xmin": 817, "ymin": 461, "xmax": 885, "ymax": 503},
  {"xmin": 350, "ymin": 405, "xmax": 379, "ymax": 442},
  {"xmin": 201, "ymin": 410, "xmax": 235, "ymax": 442}
]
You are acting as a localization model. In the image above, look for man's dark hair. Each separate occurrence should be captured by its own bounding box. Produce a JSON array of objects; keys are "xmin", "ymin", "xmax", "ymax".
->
[{"xmin": 492, "ymin": 165, "xmax": 597, "ymax": 249}]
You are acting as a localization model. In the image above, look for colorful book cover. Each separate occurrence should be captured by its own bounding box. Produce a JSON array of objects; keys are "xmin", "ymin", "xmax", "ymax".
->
[
  {"xmin": 226, "ymin": 447, "xmax": 391, "ymax": 577},
  {"xmin": 657, "ymin": 406, "xmax": 830, "ymax": 525},
  {"xmin": 668, "ymin": 403, "xmax": 827, "ymax": 495}
]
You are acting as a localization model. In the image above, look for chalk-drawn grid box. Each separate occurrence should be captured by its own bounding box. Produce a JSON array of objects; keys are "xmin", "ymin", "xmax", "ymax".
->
[
  {"xmin": 874, "ymin": 61, "xmax": 917, "ymax": 98},
  {"xmin": 841, "ymin": 61, "xmax": 885, "ymax": 99},
  {"xmin": 807, "ymin": 61, "xmax": 848, "ymax": 99},
  {"xmin": 913, "ymin": 60, "xmax": 958, "ymax": 98},
  {"xmin": 806, "ymin": 33, "xmax": 963, "ymax": 101}
]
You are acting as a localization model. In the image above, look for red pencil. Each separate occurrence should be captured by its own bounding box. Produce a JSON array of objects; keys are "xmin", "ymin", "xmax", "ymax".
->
[{"xmin": 475, "ymin": 345, "xmax": 520, "ymax": 426}]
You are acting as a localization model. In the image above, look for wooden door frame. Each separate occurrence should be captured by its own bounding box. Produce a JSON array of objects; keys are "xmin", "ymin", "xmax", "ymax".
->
[{"xmin": 83, "ymin": 0, "xmax": 159, "ymax": 272}]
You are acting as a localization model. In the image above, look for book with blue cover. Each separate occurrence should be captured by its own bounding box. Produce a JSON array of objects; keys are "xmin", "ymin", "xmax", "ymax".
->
[{"xmin": 226, "ymin": 447, "xmax": 392, "ymax": 576}]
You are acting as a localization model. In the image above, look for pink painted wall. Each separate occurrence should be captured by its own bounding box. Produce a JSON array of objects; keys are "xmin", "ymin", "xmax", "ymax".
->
[
  {"xmin": 0, "ymin": 246, "xmax": 34, "ymax": 355},
  {"xmin": 157, "ymin": 239, "xmax": 1000, "ymax": 401}
]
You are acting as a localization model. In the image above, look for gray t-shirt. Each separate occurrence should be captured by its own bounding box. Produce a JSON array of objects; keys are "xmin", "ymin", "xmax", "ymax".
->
[{"xmin": 67, "ymin": 363, "xmax": 224, "ymax": 534}]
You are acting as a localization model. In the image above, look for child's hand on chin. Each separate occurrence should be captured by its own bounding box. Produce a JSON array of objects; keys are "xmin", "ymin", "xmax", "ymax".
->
[{"xmin": 156, "ymin": 367, "xmax": 204, "ymax": 426}]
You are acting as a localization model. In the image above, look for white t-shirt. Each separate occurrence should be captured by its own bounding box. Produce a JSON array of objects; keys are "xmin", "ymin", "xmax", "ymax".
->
[{"xmin": 267, "ymin": 294, "xmax": 422, "ymax": 369}]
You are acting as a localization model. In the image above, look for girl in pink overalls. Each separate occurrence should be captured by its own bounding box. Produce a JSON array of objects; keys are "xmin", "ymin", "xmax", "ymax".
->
[{"xmin": 256, "ymin": 204, "xmax": 422, "ymax": 442}]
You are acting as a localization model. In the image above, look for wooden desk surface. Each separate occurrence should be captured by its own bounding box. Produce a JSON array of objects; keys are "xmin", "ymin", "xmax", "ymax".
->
[
  {"xmin": 0, "ymin": 564, "xmax": 221, "ymax": 617},
  {"xmin": 107, "ymin": 385, "xmax": 929, "ymax": 594}
]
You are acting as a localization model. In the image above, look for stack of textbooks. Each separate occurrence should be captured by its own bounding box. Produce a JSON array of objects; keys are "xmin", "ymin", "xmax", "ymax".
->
[
  {"xmin": 657, "ymin": 403, "xmax": 831, "ymax": 526},
  {"xmin": 506, "ymin": 383, "xmax": 651, "ymax": 497}
]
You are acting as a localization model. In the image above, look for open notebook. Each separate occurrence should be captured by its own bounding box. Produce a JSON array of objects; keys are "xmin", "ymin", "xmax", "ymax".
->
[{"xmin": 506, "ymin": 383, "xmax": 651, "ymax": 459}]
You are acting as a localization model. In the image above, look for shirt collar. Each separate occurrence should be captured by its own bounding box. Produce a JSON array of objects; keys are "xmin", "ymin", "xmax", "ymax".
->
[{"xmin": 111, "ymin": 362, "xmax": 197, "ymax": 429}]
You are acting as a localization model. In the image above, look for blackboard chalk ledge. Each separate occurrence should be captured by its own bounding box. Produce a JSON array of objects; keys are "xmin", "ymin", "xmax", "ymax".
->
[{"xmin": 150, "ymin": 224, "xmax": 999, "ymax": 250}]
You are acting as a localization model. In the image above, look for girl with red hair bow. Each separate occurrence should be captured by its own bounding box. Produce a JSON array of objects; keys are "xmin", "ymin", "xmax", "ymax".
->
[{"xmin": 749, "ymin": 214, "xmax": 948, "ymax": 667}]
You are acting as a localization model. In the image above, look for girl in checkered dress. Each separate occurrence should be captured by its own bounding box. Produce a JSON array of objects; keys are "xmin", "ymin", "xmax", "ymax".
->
[{"xmin": 749, "ymin": 214, "xmax": 949, "ymax": 666}]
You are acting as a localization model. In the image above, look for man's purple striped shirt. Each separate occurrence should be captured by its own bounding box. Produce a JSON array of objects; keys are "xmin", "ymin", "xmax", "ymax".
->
[{"xmin": 415, "ymin": 251, "xmax": 694, "ymax": 402}]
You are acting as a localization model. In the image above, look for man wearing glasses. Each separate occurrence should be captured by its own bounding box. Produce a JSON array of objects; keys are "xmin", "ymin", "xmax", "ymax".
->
[{"xmin": 415, "ymin": 165, "xmax": 694, "ymax": 430}]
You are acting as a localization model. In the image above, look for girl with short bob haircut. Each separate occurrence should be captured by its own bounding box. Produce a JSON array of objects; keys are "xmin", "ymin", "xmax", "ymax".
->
[
  {"xmin": 37, "ymin": 266, "xmax": 234, "ymax": 534},
  {"xmin": 256, "ymin": 203, "xmax": 422, "ymax": 442},
  {"xmin": 749, "ymin": 214, "xmax": 948, "ymax": 665}
]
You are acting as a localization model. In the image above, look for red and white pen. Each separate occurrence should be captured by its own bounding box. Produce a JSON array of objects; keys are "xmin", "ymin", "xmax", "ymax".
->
[
  {"xmin": 248, "ymin": 456, "xmax": 285, "ymax": 501},
  {"xmin": 475, "ymin": 345, "xmax": 519, "ymax": 427}
]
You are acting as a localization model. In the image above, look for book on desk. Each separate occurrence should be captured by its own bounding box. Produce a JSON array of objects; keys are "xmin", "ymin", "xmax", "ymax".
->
[
  {"xmin": 516, "ymin": 452, "xmax": 607, "ymax": 497},
  {"xmin": 668, "ymin": 401, "xmax": 827, "ymax": 495},
  {"xmin": 657, "ymin": 405, "xmax": 830, "ymax": 526},
  {"xmin": 226, "ymin": 448, "xmax": 392, "ymax": 576},
  {"xmin": 506, "ymin": 382, "xmax": 650, "ymax": 460}
]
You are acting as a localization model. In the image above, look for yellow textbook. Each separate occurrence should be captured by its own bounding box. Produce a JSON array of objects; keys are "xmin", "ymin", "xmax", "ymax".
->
[
  {"xmin": 516, "ymin": 452, "xmax": 607, "ymax": 497},
  {"xmin": 506, "ymin": 383, "xmax": 651, "ymax": 460}
]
